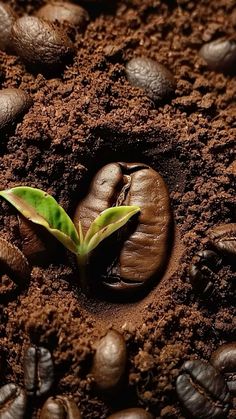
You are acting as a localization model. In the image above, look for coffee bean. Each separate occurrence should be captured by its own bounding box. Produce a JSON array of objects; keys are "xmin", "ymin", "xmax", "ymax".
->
[
  {"xmin": 189, "ymin": 250, "xmax": 221, "ymax": 296},
  {"xmin": 176, "ymin": 360, "xmax": 230, "ymax": 418},
  {"xmin": 0, "ymin": 236, "xmax": 31, "ymax": 286},
  {"xmin": 92, "ymin": 330, "xmax": 127, "ymax": 394},
  {"xmin": 126, "ymin": 57, "xmax": 176, "ymax": 102},
  {"xmin": 74, "ymin": 162, "xmax": 171, "ymax": 293},
  {"xmin": 11, "ymin": 16, "xmax": 74, "ymax": 73},
  {"xmin": 211, "ymin": 343, "xmax": 236, "ymax": 395},
  {"xmin": 18, "ymin": 215, "xmax": 62, "ymax": 265},
  {"xmin": 40, "ymin": 396, "xmax": 82, "ymax": 419},
  {"xmin": 24, "ymin": 346, "xmax": 54, "ymax": 397},
  {"xmin": 208, "ymin": 224, "xmax": 236, "ymax": 257},
  {"xmin": 0, "ymin": 2, "xmax": 17, "ymax": 52},
  {"xmin": 0, "ymin": 384, "xmax": 27, "ymax": 419},
  {"xmin": 0, "ymin": 88, "xmax": 33, "ymax": 131},
  {"xmin": 107, "ymin": 408, "xmax": 153, "ymax": 419},
  {"xmin": 199, "ymin": 38, "xmax": 236, "ymax": 73},
  {"xmin": 36, "ymin": 2, "xmax": 89, "ymax": 32}
]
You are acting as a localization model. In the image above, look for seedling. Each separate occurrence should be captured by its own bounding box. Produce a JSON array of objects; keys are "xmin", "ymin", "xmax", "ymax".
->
[{"xmin": 0, "ymin": 187, "xmax": 140, "ymax": 292}]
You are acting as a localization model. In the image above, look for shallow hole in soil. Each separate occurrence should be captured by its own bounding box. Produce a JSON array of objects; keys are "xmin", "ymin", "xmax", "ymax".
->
[{"xmin": 70, "ymin": 128, "xmax": 187, "ymax": 329}]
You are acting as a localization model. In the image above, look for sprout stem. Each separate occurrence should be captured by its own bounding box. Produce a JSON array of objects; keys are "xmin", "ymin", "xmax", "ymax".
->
[{"xmin": 77, "ymin": 253, "xmax": 90, "ymax": 295}]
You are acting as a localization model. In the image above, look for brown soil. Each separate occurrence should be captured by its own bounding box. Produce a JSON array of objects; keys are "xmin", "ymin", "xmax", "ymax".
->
[{"xmin": 0, "ymin": 0, "xmax": 235, "ymax": 418}]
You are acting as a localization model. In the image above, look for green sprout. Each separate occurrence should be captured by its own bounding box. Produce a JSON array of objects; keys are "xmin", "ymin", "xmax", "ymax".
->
[{"xmin": 0, "ymin": 187, "xmax": 140, "ymax": 292}]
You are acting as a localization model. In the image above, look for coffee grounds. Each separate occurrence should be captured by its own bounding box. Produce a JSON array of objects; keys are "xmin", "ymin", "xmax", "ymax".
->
[{"xmin": 0, "ymin": 0, "xmax": 235, "ymax": 418}]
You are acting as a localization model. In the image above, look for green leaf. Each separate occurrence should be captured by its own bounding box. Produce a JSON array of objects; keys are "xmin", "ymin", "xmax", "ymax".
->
[
  {"xmin": 82, "ymin": 205, "xmax": 140, "ymax": 255},
  {"xmin": 0, "ymin": 187, "xmax": 80, "ymax": 254}
]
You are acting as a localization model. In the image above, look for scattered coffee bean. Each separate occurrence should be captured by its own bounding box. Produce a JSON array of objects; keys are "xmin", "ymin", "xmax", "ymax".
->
[
  {"xmin": 0, "ymin": 236, "xmax": 31, "ymax": 286},
  {"xmin": 24, "ymin": 346, "xmax": 54, "ymax": 397},
  {"xmin": 189, "ymin": 250, "xmax": 221, "ymax": 296},
  {"xmin": 40, "ymin": 396, "xmax": 82, "ymax": 419},
  {"xmin": 0, "ymin": 383, "xmax": 27, "ymax": 419},
  {"xmin": 176, "ymin": 360, "xmax": 230, "ymax": 418},
  {"xmin": 11, "ymin": 16, "xmax": 74, "ymax": 72},
  {"xmin": 211, "ymin": 343, "xmax": 236, "ymax": 395},
  {"xmin": 18, "ymin": 215, "xmax": 62, "ymax": 265},
  {"xmin": 92, "ymin": 330, "xmax": 127, "ymax": 394},
  {"xmin": 199, "ymin": 38, "xmax": 236, "ymax": 73},
  {"xmin": 208, "ymin": 223, "xmax": 236, "ymax": 257},
  {"xmin": 126, "ymin": 57, "xmax": 176, "ymax": 102},
  {"xmin": 0, "ymin": 2, "xmax": 17, "ymax": 52},
  {"xmin": 0, "ymin": 88, "xmax": 33, "ymax": 131},
  {"xmin": 107, "ymin": 408, "xmax": 153, "ymax": 419},
  {"xmin": 74, "ymin": 162, "xmax": 171, "ymax": 293},
  {"xmin": 36, "ymin": 2, "xmax": 89, "ymax": 32}
]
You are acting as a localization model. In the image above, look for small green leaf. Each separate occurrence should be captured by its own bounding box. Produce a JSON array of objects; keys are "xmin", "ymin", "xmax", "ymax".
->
[
  {"xmin": 0, "ymin": 187, "xmax": 80, "ymax": 254},
  {"xmin": 82, "ymin": 205, "xmax": 140, "ymax": 254}
]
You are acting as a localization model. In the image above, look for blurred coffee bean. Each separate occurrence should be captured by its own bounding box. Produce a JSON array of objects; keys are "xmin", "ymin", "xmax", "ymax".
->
[
  {"xmin": 24, "ymin": 346, "xmax": 54, "ymax": 397},
  {"xmin": 126, "ymin": 57, "xmax": 176, "ymax": 102},
  {"xmin": 211, "ymin": 343, "xmax": 236, "ymax": 395},
  {"xmin": 0, "ymin": 383, "xmax": 27, "ymax": 419},
  {"xmin": 208, "ymin": 224, "xmax": 236, "ymax": 257},
  {"xmin": 36, "ymin": 2, "xmax": 89, "ymax": 32},
  {"xmin": 199, "ymin": 38, "xmax": 236, "ymax": 73},
  {"xmin": 107, "ymin": 408, "xmax": 153, "ymax": 418},
  {"xmin": 92, "ymin": 330, "xmax": 127, "ymax": 394},
  {"xmin": 176, "ymin": 360, "xmax": 230, "ymax": 418},
  {"xmin": 11, "ymin": 16, "xmax": 74, "ymax": 73},
  {"xmin": 18, "ymin": 215, "xmax": 62, "ymax": 265},
  {"xmin": 40, "ymin": 396, "xmax": 82, "ymax": 418},
  {"xmin": 0, "ymin": 88, "xmax": 33, "ymax": 131},
  {"xmin": 0, "ymin": 2, "xmax": 17, "ymax": 52},
  {"xmin": 189, "ymin": 250, "xmax": 221, "ymax": 296},
  {"xmin": 0, "ymin": 236, "xmax": 31, "ymax": 286},
  {"xmin": 74, "ymin": 162, "xmax": 171, "ymax": 293}
]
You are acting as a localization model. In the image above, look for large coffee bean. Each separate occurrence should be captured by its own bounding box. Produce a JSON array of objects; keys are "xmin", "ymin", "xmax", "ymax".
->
[
  {"xmin": 92, "ymin": 330, "xmax": 127, "ymax": 394},
  {"xmin": 199, "ymin": 38, "xmax": 236, "ymax": 73},
  {"xmin": 211, "ymin": 343, "xmax": 236, "ymax": 395},
  {"xmin": 0, "ymin": 236, "xmax": 31, "ymax": 286},
  {"xmin": 0, "ymin": 2, "xmax": 17, "ymax": 52},
  {"xmin": 40, "ymin": 396, "xmax": 82, "ymax": 419},
  {"xmin": 11, "ymin": 16, "xmax": 74, "ymax": 72},
  {"xmin": 36, "ymin": 2, "xmax": 89, "ymax": 32},
  {"xmin": 24, "ymin": 346, "xmax": 54, "ymax": 397},
  {"xmin": 74, "ymin": 162, "xmax": 171, "ymax": 292},
  {"xmin": 208, "ymin": 224, "xmax": 236, "ymax": 257},
  {"xmin": 0, "ymin": 384, "xmax": 27, "ymax": 419},
  {"xmin": 176, "ymin": 360, "xmax": 230, "ymax": 418},
  {"xmin": 126, "ymin": 57, "xmax": 176, "ymax": 102},
  {"xmin": 0, "ymin": 88, "xmax": 33, "ymax": 131},
  {"xmin": 107, "ymin": 408, "xmax": 153, "ymax": 419},
  {"xmin": 189, "ymin": 250, "xmax": 221, "ymax": 296}
]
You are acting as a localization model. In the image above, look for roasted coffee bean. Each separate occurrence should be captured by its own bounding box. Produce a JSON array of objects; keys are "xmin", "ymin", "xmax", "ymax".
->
[
  {"xmin": 0, "ymin": 383, "xmax": 27, "ymax": 419},
  {"xmin": 36, "ymin": 2, "xmax": 89, "ymax": 32},
  {"xmin": 24, "ymin": 346, "xmax": 54, "ymax": 397},
  {"xmin": 92, "ymin": 330, "xmax": 127, "ymax": 394},
  {"xmin": 0, "ymin": 88, "xmax": 33, "ymax": 131},
  {"xmin": 18, "ymin": 215, "xmax": 62, "ymax": 265},
  {"xmin": 0, "ymin": 2, "xmax": 17, "ymax": 52},
  {"xmin": 0, "ymin": 236, "xmax": 31, "ymax": 286},
  {"xmin": 126, "ymin": 57, "xmax": 176, "ymax": 102},
  {"xmin": 176, "ymin": 360, "xmax": 230, "ymax": 418},
  {"xmin": 11, "ymin": 16, "xmax": 74, "ymax": 72},
  {"xmin": 189, "ymin": 250, "xmax": 221, "ymax": 296},
  {"xmin": 211, "ymin": 343, "xmax": 236, "ymax": 395},
  {"xmin": 74, "ymin": 162, "xmax": 171, "ymax": 292},
  {"xmin": 199, "ymin": 38, "xmax": 236, "ymax": 73},
  {"xmin": 208, "ymin": 224, "xmax": 236, "ymax": 257},
  {"xmin": 40, "ymin": 396, "xmax": 82, "ymax": 419},
  {"xmin": 107, "ymin": 408, "xmax": 153, "ymax": 419}
]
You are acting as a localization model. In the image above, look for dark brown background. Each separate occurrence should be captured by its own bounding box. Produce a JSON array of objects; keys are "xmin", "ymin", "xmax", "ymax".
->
[{"xmin": 0, "ymin": 0, "xmax": 235, "ymax": 417}]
